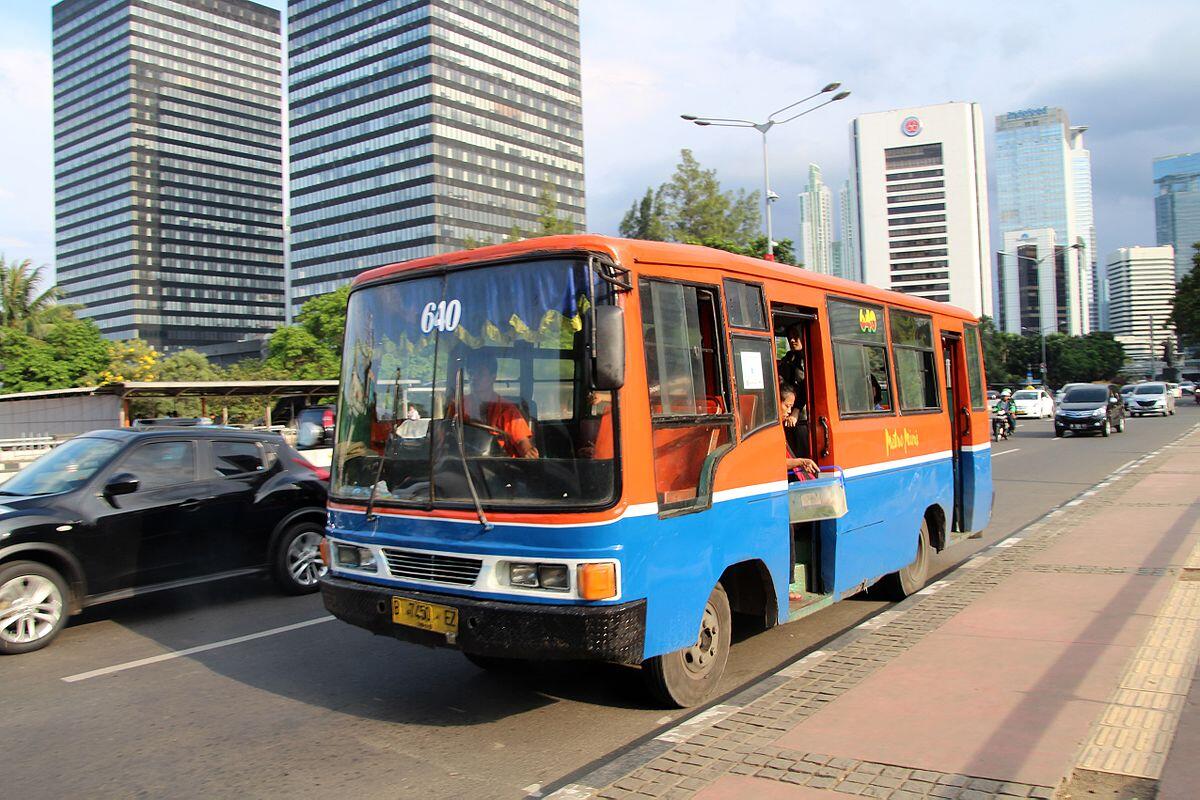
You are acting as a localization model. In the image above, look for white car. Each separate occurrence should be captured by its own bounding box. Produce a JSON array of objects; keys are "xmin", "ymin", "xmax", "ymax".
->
[
  {"xmin": 1127, "ymin": 382, "xmax": 1176, "ymax": 416},
  {"xmin": 1011, "ymin": 388, "xmax": 1054, "ymax": 419}
]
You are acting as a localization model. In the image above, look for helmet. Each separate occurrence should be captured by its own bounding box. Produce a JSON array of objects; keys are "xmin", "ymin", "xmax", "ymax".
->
[{"xmin": 1001, "ymin": 389, "xmax": 1012, "ymax": 397}]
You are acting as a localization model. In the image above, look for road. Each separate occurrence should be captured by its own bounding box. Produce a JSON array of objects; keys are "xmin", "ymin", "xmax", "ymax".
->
[{"xmin": 5, "ymin": 405, "xmax": 1198, "ymax": 799}]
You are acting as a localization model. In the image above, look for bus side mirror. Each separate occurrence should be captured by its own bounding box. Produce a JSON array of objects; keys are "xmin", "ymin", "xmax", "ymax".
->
[{"xmin": 592, "ymin": 305, "xmax": 625, "ymax": 390}]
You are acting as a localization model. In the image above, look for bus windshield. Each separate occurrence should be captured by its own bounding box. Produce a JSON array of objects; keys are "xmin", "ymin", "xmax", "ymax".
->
[{"xmin": 332, "ymin": 258, "xmax": 617, "ymax": 510}]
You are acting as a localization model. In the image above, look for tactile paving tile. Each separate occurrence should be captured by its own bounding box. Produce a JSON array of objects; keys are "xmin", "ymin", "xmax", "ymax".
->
[{"xmin": 1072, "ymin": 539, "xmax": 1200, "ymax": 780}]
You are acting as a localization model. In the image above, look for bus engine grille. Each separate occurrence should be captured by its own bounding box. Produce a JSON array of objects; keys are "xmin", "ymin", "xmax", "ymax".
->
[{"xmin": 380, "ymin": 548, "xmax": 483, "ymax": 586}]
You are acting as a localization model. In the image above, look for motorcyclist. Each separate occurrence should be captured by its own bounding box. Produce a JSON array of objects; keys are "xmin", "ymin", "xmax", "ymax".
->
[{"xmin": 994, "ymin": 388, "xmax": 1017, "ymax": 434}]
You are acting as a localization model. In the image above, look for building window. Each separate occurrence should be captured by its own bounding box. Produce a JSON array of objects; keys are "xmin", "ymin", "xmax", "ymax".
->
[{"xmin": 885, "ymin": 143, "xmax": 944, "ymax": 170}]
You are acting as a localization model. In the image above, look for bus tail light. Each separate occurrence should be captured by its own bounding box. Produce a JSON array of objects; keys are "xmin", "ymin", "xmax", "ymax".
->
[{"xmin": 579, "ymin": 563, "xmax": 617, "ymax": 600}]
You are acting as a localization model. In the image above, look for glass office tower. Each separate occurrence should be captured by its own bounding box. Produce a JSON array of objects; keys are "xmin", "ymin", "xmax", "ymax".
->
[
  {"xmin": 287, "ymin": 0, "xmax": 586, "ymax": 307},
  {"xmin": 52, "ymin": 0, "xmax": 285, "ymax": 348},
  {"xmin": 1154, "ymin": 152, "xmax": 1200, "ymax": 282},
  {"xmin": 994, "ymin": 107, "xmax": 1094, "ymax": 335}
]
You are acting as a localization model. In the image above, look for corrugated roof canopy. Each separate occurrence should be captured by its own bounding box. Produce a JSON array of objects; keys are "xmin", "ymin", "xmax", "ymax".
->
[{"xmin": 0, "ymin": 380, "xmax": 338, "ymax": 402}]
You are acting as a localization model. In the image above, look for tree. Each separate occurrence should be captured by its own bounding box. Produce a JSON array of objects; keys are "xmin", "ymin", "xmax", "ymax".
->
[
  {"xmin": 294, "ymin": 284, "xmax": 350, "ymax": 358},
  {"xmin": 97, "ymin": 339, "xmax": 160, "ymax": 383},
  {"xmin": 689, "ymin": 235, "xmax": 798, "ymax": 266},
  {"xmin": 1170, "ymin": 242, "xmax": 1200, "ymax": 351},
  {"xmin": 535, "ymin": 183, "xmax": 576, "ymax": 236},
  {"xmin": 0, "ymin": 316, "xmax": 110, "ymax": 392},
  {"xmin": 0, "ymin": 255, "xmax": 60, "ymax": 332},
  {"xmin": 619, "ymin": 187, "xmax": 669, "ymax": 241},
  {"xmin": 659, "ymin": 149, "xmax": 760, "ymax": 244},
  {"xmin": 133, "ymin": 349, "xmax": 224, "ymax": 419},
  {"xmin": 265, "ymin": 325, "xmax": 339, "ymax": 379}
]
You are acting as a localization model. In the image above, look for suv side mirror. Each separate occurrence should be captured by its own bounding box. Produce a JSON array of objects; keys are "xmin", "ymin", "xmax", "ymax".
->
[
  {"xmin": 103, "ymin": 473, "xmax": 140, "ymax": 497},
  {"xmin": 592, "ymin": 305, "xmax": 625, "ymax": 390}
]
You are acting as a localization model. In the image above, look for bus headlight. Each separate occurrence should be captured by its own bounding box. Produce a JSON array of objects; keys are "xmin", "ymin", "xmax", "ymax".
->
[
  {"xmin": 537, "ymin": 564, "xmax": 569, "ymax": 591},
  {"xmin": 335, "ymin": 543, "xmax": 377, "ymax": 572},
  {"xmin": 509, "ymin": 562, "xmax": 539, "ymax": 587},
  {"xmin": 507, "ymin": 562, "xmax": 570, "ymax": 591}
]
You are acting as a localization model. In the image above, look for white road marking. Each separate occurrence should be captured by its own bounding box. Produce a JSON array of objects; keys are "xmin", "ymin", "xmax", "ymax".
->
[
  {"xmin": 62, "ymin": 616, "xmax": 335, "ymax": 683},
  {"xmin": 991, "ymin": 448, "xmax": 1021, "ymax": 457}
]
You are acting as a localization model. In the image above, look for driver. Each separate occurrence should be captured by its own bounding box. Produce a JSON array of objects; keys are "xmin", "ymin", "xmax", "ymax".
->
[{"xmin": 452, "ymin": 351, "xmax": 539, "ymax": 459}]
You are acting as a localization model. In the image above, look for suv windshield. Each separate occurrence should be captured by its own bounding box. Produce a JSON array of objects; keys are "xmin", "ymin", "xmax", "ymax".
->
[
  {"xmin": 332, "ymin": 258, "xmax": 616, "ymax": 509},
  {"xmin": 1135, "ymin": 384, "xmax": 1165, "ymax": 395},
  {"xmin": 1, "ymin": 436, "xmax": 123, "ymax": 496},
  {"xmin": 1063, "ymin": 386, "xmax": 1107, "ymax": 403}
]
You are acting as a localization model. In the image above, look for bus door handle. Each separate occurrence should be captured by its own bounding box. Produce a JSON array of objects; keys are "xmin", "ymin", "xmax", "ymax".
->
[
  {"xmin": 959, "ymin": 406, "xmax": 971, "ymax": 438},
  {"xmin": 818, "ymin": 416, "xmax": 831, "ymax": 458}
]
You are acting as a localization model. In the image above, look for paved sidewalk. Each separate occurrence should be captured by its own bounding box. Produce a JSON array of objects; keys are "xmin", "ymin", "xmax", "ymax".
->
[{"xmin": 547, "ymin": 426, "xmax": 1200, "ymax": 800}]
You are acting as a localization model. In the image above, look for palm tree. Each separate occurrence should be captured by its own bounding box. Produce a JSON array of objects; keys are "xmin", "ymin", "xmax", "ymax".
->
[{"xmin": 0, "ymin": 255, "xmax": 61, "ymax": 332}]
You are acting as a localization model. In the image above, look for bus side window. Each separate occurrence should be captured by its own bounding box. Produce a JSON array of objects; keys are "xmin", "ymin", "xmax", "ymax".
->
[
  {"xmin": 828, "ymin": 299, "xmax": 894, "ymax": 415},
  {"xmin": 640, "ymin": 279, "xmax": 734, "ymax": 510}
]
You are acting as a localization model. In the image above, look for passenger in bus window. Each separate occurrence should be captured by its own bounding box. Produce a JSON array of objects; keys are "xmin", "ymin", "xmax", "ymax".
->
[
  {"xmin": 778, "ymin": 325, "xmax": 810, "ymax": 456},
  {"xmin": 780, "ymin": 384, "xmax": 818, "ymax": 480},
  {"xmin": 450, "ymin": 351, "xmax": 540, "ymax": 458},
  {"xmin": 777, "ymin": 325, "xmax": 807, "ymax": 413}
]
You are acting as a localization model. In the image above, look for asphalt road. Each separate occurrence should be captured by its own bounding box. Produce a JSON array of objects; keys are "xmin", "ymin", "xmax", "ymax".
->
[{"xmin": 5, "ymin": 404, "xmax": 1198, "ymax": 800}]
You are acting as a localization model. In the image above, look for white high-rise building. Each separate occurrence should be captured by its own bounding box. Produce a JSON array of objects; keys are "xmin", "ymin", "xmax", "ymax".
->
[
  {"xmin": 839, "ymin": 180, "xmax": 859, "ymax": 281},
  {"xmin": 994, "ymin": 107, "xmax": 1094, "ymax": 335},
  {"xmin": 1106, "ymin": 246, "xmax": 1176, "ymax": 366},
  {"xmin": 798, "ymin": 164, "xmax": 834, "ymax": 274},
  {"xmin": 848, "ymin": 102, "xmax": 992, "ymax": 315}
]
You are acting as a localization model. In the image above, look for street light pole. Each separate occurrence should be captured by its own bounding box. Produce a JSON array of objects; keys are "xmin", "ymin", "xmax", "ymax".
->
[{"xmin": 682, "ymin": 83, "xmax": 850, "ymax": 262}]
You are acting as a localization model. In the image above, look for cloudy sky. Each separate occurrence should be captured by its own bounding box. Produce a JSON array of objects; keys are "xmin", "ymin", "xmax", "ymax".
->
[{"xmin": 2, "ymin": 0, "xmax": 1197, "ymax": 283}]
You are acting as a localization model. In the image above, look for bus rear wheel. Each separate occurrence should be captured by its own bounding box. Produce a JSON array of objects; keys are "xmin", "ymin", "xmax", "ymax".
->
[
  {"xmin": 642, "ymin": 583, "xmax": 731, "ymax": 708},
  {"xmin": 879, "ymin": 521, "xmax": 930, "ymax": 600}
]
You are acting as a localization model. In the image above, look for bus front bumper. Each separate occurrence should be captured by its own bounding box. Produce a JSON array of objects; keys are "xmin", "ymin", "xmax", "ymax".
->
[{"xmin": 320, "ymin": 574, "xmax": 647, "ymax": 665}]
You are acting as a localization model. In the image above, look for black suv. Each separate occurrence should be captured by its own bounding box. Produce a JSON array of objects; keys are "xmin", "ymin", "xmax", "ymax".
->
[
  {"xmin": 1054, "ymin": 384, "xmax": 1126, "ymax": 438},
  {"xmin": 0, "ymin": 429, "xmax": 328, "ymax": 654}
]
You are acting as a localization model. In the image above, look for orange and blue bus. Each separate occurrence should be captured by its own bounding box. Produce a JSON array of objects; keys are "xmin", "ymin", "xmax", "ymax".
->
[{"xmin": 320, "ymin": 235, "xmax": 992, "ymax": 706}]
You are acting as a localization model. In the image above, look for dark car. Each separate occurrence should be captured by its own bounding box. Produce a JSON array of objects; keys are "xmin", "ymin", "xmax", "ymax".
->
[
  {"xmin": 0, "ymin": 429, "xmax": 329, "ymax": 654},
  {"xmin": 295, "ymin": 405, "xmax": 336, "ymax": 450},
  {"xmin": 1054, "ymin": 384, "xmax": 1126, "ymax": 438}
]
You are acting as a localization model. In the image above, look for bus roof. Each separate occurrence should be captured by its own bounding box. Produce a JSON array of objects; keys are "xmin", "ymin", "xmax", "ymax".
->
[{"xmin": 353, "ymin": 234, "xmax": 979, "ymax": 322}]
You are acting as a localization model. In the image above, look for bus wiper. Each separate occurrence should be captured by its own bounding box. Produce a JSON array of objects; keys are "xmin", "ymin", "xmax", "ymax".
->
[
  {"xmin": 454, "ymin": 366, "xmax": 493, "ymax": 531},
  {"xmin": 365, "ymin": 367, "xmax": 403, "ymax": 522}
]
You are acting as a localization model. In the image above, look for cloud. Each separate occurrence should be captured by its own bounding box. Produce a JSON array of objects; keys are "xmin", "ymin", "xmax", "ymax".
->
[{"xmin": 581, "ymin": 0, "xmax": 1200, "ymax": 262}]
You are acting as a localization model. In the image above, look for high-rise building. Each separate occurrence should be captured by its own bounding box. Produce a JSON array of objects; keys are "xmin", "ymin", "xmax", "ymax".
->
[
  {"xmin": 996, "ymin": 228, "xmax": 1063, "ymax": 336},
  {"xmin": 798, "ymin": 164, "xmax": 833, "ymax": 274},
  {"xmin": 1153, "ymin": 152, "xmax": 1200, "ymax": 282},
  {"xmin": 52, "ymin": 0, "xmax": 285, "ymax": 348},
  {"xmin": 994, "ymin": 107, "xmax": 1094, "ymax": 335},
  {"xmin": 831, "ymin": 240, "xmax": 844, "ymax": 280},
  {"xmin": 848, "ymin": 102, "xmax": 992, "ymax": 315},
  {"xmin": 838, "ymin": 179, "xmax": 858, "ymax": 282},
  {"xmin": 287, "ymin": 0, "xmax": 585, "ymax": 307},
  {"xmin": 1106, "ymin": 245, "xmax": 1176, "ymax": 366}
]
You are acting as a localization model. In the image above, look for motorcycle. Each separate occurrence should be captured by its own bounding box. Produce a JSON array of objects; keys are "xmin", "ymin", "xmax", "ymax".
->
[{"xmin": 991, "ymin": 407, "xmax": 1013, "ymax": 441}]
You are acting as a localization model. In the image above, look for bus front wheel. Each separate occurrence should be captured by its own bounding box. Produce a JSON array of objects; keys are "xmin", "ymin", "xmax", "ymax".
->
[
  {"xmin": 642, "ymin": 583, "xmax": 731, "ymax": 708},
  {"xmin": 879, "ymin": 521, "xmax": 930, "ymax": 600}
]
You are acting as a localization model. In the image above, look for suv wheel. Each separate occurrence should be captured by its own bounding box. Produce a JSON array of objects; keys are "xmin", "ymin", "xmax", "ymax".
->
[
  {"xmin": 273, "ymin": 521, "xmax": 328, "ymax": 595},
  {"xmin": 0, "ymin": 561, "xmax": 69, "ymax": 655}
]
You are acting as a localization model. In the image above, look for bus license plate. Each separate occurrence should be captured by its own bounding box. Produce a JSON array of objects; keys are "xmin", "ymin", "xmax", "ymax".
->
[{"xmin": 392, "ymin": 596, "xmax": 459, "ymax": 635}]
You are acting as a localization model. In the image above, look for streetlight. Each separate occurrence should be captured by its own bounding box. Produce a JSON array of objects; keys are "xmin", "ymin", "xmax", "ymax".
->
[
  {"xmin": 998, "ymin": 243, "xmax": 1082, "ymax": 386},
  {"xmin": 681, "ymin": 82, "xmax": 851, "ymax": 261}
]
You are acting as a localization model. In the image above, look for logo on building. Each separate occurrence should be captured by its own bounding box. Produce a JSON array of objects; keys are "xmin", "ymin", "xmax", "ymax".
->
[
  {"xmin": 859, "ymin": 307, "xmax": 879, "ymax": 334},
  {"xmin": 901, "ymin": 116, "xmax": 922, "ymax": 137}
]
